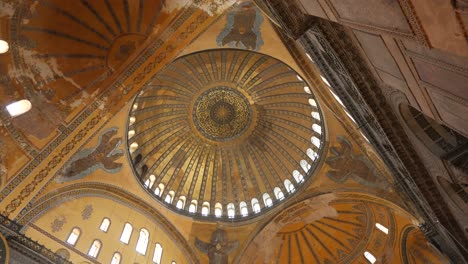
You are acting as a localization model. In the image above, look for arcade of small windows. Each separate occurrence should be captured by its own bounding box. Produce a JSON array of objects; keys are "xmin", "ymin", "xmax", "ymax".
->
[
  {"xmin": 141, "ymin": 169, "xmax": 313, "ymax": 218},
  {"xmin": 140, "ymin": 179, "xmax": 303, "ymax": 219},
  {"xmin": 138, "ymin": 146, "xmax": 321, "ymax": 218},
  {"xmin": 64, "ymin": 217, "xmax": 174, "ymax": 264}
]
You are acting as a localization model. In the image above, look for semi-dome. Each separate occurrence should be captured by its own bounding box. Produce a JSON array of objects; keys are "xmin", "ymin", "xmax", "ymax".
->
[{"xmin": 127, "ymin": 49, "xmax": 324, "ymax": 221}]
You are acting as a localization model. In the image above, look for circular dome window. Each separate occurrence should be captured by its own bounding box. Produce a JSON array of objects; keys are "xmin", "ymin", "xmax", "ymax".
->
[{"xmin": 127, "ymin": 49, "xmax": 324, "ymax": 221}]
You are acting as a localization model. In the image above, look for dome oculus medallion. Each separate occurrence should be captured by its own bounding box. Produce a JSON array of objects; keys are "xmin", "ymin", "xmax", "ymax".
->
[
  {"xmin": 193, "ymin": 87, "xmax": 253, "ymax": 141},
  {"xmin": 127, "ymin": 49, "xmax": 324, "ymax": 221}
]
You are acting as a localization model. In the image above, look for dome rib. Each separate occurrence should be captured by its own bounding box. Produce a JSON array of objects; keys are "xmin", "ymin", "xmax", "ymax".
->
[{"xmin": 128, "ymin": 49, "xmax": 325, "ymax": 221}]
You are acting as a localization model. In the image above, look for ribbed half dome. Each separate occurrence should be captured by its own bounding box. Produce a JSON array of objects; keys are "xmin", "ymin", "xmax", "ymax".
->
[{"xmin": 127, "ymin": 49, "xmax": 324, "ymax": 221}]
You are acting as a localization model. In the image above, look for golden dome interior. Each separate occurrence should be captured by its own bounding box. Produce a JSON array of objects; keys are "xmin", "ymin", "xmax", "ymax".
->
[{"xmin": 128, "ymin": 49, "xmax": 324, "ymax": 220}]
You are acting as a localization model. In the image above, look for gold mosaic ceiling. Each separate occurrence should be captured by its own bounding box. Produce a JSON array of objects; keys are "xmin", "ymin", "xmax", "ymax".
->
[
  {"xmin": 127, "ymin": 49, "xmax": 324, "ymax": 220},
  {"xmin": 10, "ymin": 0, "xmax": 165, "ymax": 106},
  {"xmin": 239, "ymin": 194, "xmax": 435, "ymax": 264}
]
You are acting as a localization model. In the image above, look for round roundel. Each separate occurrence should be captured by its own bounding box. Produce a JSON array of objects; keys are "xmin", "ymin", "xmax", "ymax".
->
[
  {"xmin": 193, "ymin": 87, "xmax": 253, "ymax": 141},
  {"xmin": 127, "ymin": 49, "xmax": 324, "ymax": 221}
]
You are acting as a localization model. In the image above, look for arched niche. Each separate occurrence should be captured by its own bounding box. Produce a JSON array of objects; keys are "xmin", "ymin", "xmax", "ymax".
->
[
  {"xmin": 400, "ymin": 104, "xmax": 468, "ymax": 174},
  {"xmin": 401, "ymin": 227, "xmax": 450, "ymax": 264},
  {"xmin": 436, "ymin": 176, "xmax": 468, "ymax": 212},
  {"xmin": 237, "ymin": 192, "xmax": 437, "ymax": 264}
]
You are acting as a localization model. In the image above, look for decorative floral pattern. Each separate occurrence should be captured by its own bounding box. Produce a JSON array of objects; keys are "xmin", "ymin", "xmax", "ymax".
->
[
  {"xmin": 81, "ymin": 205, "xmax": 93, "ymax": 220},
  {"xmin": 50, "ymin": 216, "xmax": 66, "ymax": 232}
]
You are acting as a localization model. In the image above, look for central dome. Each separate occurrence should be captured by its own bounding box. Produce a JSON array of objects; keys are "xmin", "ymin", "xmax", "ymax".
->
[
  {"xmin": 127, "ymin": 49, "xmax": 324, "ymax": 221},
  {"xmin": 193, "ymin": 87, "xmax": 253, "ymax": 141}
]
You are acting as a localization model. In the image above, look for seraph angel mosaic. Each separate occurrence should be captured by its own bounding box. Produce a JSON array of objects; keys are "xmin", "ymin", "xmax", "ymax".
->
[
  {"xmin": 56, "ymin": 127, "xmax": 123, "ymax": 183},
  {"xmin": 217, "ymin": 2, "xmax": 264, "ymax": 51}
]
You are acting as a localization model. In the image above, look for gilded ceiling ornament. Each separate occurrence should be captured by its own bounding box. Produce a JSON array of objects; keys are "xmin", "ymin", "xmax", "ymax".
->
[
  {"xmin": 193, "ymin": 87, "xmax": 253, "ymax": 141},
  {"xmin": 81, "ymin": 205, "xmax": 93, "ymax": 220},
  {"xmin": 50, "ymin": 215, "xmax": 66, "ymax": 233}
]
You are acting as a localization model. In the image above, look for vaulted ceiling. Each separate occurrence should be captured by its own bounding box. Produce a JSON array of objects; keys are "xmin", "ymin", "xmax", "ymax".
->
[{"xmin": 0, "ymin": 0, "xmax": 463, "ymax": 263}]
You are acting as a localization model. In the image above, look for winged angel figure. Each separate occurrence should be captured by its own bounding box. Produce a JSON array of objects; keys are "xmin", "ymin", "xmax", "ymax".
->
[{"xmin": 195, "ymin": 229, "xmax": 239, "ymax": 264}]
